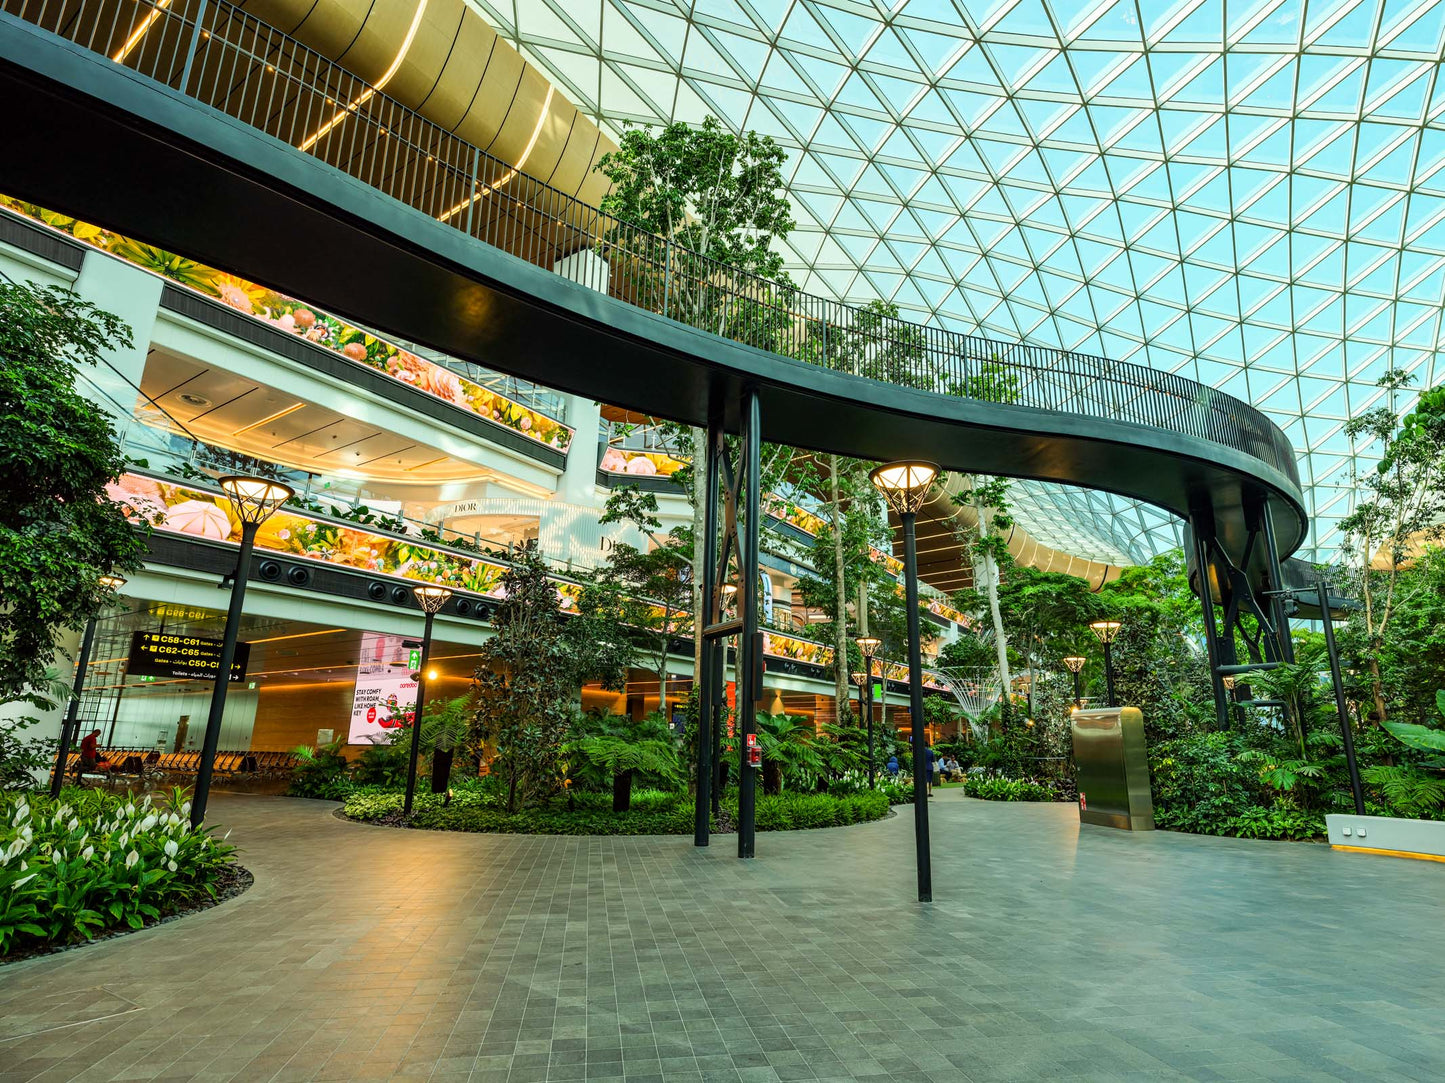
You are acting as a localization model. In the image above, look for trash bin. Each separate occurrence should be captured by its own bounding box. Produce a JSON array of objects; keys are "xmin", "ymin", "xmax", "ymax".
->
[{"xmin": 1070, "ymin": 706, "xmax": 1154, "ymax": 830}]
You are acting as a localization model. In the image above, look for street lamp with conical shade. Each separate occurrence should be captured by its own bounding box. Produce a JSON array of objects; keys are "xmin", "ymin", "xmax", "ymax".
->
[
  {"xmin": 869, "ymin": 460, "xmax": 939, "ymax": 903},
  {"xmin": 1088, "ymin": 620, "xmax": 1122, "ymax": 708},
  {"xmin": 192, "ymin": 475, "xmax": 293, "ymax": 827}
]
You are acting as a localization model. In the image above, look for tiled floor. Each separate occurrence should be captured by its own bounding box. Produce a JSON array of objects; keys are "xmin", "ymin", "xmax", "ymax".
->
[{"xmin": 2, "ymin": 791, "xmax": 1442, "ymax": 1082}]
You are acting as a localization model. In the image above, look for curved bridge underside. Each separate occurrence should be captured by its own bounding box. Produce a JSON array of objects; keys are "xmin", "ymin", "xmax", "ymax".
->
[{"xmin": 0, "ymin": 15, "xmax": 1306, "ymax": 578}]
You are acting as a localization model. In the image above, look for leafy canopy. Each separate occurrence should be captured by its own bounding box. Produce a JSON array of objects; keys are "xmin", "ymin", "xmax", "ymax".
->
[{"xmin": 0, "ymin": 282, "xmax": 146, "ymax": 709}]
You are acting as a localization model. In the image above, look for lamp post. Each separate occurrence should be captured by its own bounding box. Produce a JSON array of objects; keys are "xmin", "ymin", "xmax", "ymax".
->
[
  {"xmin": 191, "ymin": 476, "xmax": 293, "ymax": 828},
  {"xmin": 1089, "ymin": 620, "xmax": 1122, "ymax": 708},
  {"xmin": 404, "ymin": 585, "xmax": 453, "ymax": 814},
  {"xmin": 1062, "ymin": 655, "xmax": 1086, "ymax": 708},
  {"xmin": 50, "ymin": 574, "xmax": 126, "ymax": 798},
  {"xmin": 856, "ymin": 635, "xmax": 881, "ymax": 789},
  {"xmin": 870, "ymin": 460, "xmax": 939, "ymax": 903}
]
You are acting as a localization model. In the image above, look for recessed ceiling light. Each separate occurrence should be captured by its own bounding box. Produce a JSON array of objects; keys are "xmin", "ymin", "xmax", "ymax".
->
[{"xmin": 178, "ymin": 393, "xmax": 211, "ymax": 408}]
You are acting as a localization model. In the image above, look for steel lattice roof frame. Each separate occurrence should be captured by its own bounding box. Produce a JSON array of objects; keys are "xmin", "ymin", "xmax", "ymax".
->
[{"xmin": 477, "ymin": 0, "xmax": 1445, "ymax": 564}]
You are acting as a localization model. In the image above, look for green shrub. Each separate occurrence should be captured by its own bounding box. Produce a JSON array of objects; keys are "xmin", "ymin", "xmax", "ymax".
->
[
  {"xmin": 0, "ymin": 789, "xmax": 238, "ymax": 955},
  {"xmin": 287, "ymin": 739, "xmax": 354, "ymax": 800},
  {"xmin": 961, "ymin": 776, "xmax": 1061, "ymax": 802},
  {"xmin": 342, "ymin": 787, "xmax": 891, "ymax": 835}
]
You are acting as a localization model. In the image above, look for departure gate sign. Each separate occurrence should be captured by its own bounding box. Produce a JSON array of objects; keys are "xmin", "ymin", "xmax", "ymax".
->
[{"xmin": 127, "ymin": 631, "xmax": 251, "ymax": 682}]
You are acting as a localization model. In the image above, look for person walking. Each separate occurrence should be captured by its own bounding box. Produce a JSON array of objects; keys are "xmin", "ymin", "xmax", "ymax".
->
[{"xmin": 925, "ymin": 744, "xmax": 936, "ymax": 797}]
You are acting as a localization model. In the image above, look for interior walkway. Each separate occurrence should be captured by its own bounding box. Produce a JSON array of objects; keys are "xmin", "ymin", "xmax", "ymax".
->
[{"xmin": 1, "ymin": 791, "xmax": 1441, "ymax": 1083}]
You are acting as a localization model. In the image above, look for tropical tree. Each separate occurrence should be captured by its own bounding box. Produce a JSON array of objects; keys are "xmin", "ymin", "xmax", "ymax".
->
[
  {"xmin": 1339, "ymin": 370, "xmax": 1445, "ymax": 722},
  {"xmin": 0, "ymin": 282, "xmax": 147, "ymax": 709},
  {"xmin": 753, "ymin": 711, "xmax": 823, "ymax": 795},
  {"xmin": 592, "ymin": 486, "xmax": 690, "ymax": 697},
  {"xmin": 566, "ymin": 710, "xmax": 681, "ymax": 812},
  {"xmin": 470, "ymin": 542, "xmax": 630, "ymax": 811},
  {"xmin": 594, "ymin": 116, "xmax": 795, "ymax": 687}
]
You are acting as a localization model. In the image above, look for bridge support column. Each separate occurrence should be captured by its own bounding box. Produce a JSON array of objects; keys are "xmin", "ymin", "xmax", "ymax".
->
[
  {"xmin": 1189, "ymin": 508, "xmax": 1231, "ymax": 730},
  {"xmin": 695, "ymin": 386, "xmax": 763, "ymax": 858},
  {"xmin": 1255, "ymin": 497, "xmax": 1296, "ymax": 665},
  {"xmin": 694, "ymin": 399, "xmax": 721, "ymax": 846}
]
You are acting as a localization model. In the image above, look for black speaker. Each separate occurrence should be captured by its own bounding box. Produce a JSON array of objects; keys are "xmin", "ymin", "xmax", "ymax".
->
[
  {"xmin": 454, "ymin": 598, "xmax": 472, "ymax": 617},
  {"xmin": 390, "ymin": 585, "xmax": 410, "ymax": 605},
  {"xmin": 286, "ymin": 565, "xmax": 312, "ymax": 586},
  {"xmin": 367, "ymin": 582, "xmax": 387, "ymax": 601},
  {"xmin": 257, "ymin": 560, "xmax": 282, "ymax": 581}
]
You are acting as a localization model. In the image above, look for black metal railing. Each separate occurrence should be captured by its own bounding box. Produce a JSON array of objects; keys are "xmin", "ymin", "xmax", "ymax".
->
[{"xmin": 1, "ymin": 0, "xmax": 1300, "ymax": 490}]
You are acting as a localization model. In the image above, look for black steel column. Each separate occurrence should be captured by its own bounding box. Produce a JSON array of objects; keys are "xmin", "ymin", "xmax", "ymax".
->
[
  {"xmin": 1319, "ymin": 577, "xmax": 1365, "ymax": 814},
  {"xmin": 1101, "ymin": 643, "xmax": 1116, "ymax": 708},
  {"xmin": 1259, "ymin": 499, "xmax": 1296, "ymax": 664},
  {"xmin": 1189, "ymin": 514, "xmax": 1231, "ymax": 730},
  {"xmin": 191, "ymin": 520, "xmax": 257, "ymax": 828},
  {"xmin": 694, "ymin": 400, "xmax": 722, "ymax": 846},
  {"xmin": 902, "ymin": 512, "xmax": 932, "ymax": 902},
  {"xmin": 50, "ymin": 615, "xmax": 98, "ymax": 798},
  {"xmin": 711, "ymin": 643, "xmax": 724, "ymax": 818},
  {"xmin": 864, "ymin": 661, "xmax": 876, "ymax": 790},
  {"xmin": 403, "ymin": 608, "xmax": 437, "ymax": 815},
  {"xmin": 737, "ymin": 387, "xmax": 761, "ymax": 859}
]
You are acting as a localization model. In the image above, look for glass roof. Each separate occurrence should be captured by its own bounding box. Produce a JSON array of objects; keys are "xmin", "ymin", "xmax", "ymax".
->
[{"xmin": 475, "ymin": 0, "xmax": 1445, "ymax": 563}]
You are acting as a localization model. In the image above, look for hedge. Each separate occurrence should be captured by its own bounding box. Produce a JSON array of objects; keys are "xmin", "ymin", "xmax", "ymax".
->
[{"xmin": 342, "ymin": 788, "xmax": 891, "ymax": 835}]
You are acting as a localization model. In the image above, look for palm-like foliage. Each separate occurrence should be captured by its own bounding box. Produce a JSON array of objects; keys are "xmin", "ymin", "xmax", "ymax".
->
[
  {"xmin": 565, "ymin": 710, "xmax": 680, "ymax": 811},
  {"xmin": 754, "ymin": 712, "xmax": 824, "ymax": 795}
]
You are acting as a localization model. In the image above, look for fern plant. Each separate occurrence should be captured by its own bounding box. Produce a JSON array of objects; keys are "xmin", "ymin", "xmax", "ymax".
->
[
  {"xmin": 1367, "ymin": 689, "xmax": 1445, "ymax": 818},
  {"xmin": 565, "ymin": 735, "xmax": 680, "ymax": 812},
  {"xmin": 754, "ymin": 712, "xmax": 824, "ymax": 796}
]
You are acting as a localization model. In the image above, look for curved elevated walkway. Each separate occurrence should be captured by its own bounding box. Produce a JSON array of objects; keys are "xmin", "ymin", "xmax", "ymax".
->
[{"xmin": 0, "ymin": 1, "xmax": 1306, "ymax": 575}]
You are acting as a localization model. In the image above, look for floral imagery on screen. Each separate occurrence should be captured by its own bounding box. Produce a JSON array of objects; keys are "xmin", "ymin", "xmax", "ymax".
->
[
  {"xmin": 1, "ymin": 197, "xmax": 572, "ymax": 452},
  {"xmin": 113, "ymin": 473, "xmax": 513, "ymax": 600},
  {"xmin": 113, "ymin": 472, "xmax": 948, "ymax": 690}
]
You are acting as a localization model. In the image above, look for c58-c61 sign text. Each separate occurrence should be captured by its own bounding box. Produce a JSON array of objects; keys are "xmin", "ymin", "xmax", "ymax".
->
[{"xmin": 127, "ymin": 631, "xmax": 251, "ymax": 682}]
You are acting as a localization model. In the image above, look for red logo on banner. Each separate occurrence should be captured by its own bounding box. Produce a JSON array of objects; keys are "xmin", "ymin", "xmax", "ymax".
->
[{"xmin": 366, "ymin": 707, "xmax": 377, "ymax": 724}]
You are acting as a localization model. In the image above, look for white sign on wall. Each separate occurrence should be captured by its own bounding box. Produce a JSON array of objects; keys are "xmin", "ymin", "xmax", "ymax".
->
[{"xmin": 348, "ymin": 631, "xmax": 418, "ymax": 744}]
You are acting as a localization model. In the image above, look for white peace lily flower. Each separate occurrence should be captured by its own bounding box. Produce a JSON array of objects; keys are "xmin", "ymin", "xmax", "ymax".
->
[
  {"xmin": 181, "ymin": 802, "xmax": 191, "ymax": 815},
  {"xmin": 68, "ymin": 817, "xmax": 79, "ymax": 832},
  {"xmin": 163, "ymin": 839, "xmax": 178, "ymax": 858},
  {"xmin": 11, "ymin": 872, "xmax": 36, "ymax": 889},
  {"xmin": 139, "ymin": 815, "xmax": 157, "ymax": 832},
  {"xmin": 81, "ymin": 846, "xmax": 94, "ymax": 861},
  {"xmin": 166, "ymin": 860, "xmax": 177, "ymax": 872},
  {"xmin": 12, "ymin": 803, "xmax": 29, "ymax": 826},
  {"xmin": 125, "ymin": 850, "xmax": 139, "ymax": 868}
]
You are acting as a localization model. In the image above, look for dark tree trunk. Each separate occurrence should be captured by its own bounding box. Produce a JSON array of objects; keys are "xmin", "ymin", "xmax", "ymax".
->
[
  {"xmin": 763, "ymin": 760, "xmax": 782, "ymax": 796},
  {"xmin": 612, "ymin": 768, "xmax": 634, "ymax": 812}
]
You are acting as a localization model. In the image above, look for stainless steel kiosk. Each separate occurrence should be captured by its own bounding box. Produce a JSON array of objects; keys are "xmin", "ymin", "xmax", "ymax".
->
[{"xmin": 1070, "ymin": 707, "xmax": 1154, "ymax": 830}]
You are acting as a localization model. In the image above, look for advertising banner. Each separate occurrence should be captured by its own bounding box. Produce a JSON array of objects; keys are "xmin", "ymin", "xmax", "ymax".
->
[
  {"xmin": 127, "ymin": 631, "xmax": 250, "ymax": 682},
  {"xmin": 348, "ymin": 632, "xmax": 418, "ymax": 744}
]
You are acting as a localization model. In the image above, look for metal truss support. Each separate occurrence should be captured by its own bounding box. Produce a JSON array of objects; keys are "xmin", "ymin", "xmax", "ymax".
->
[
  {"xmin": 1189, "ymin": 507, "xmax": 1232, "ymax": 731},
  {"xmin": 695, "ymin": 385, "xmax": 763, "ymax": 859}
]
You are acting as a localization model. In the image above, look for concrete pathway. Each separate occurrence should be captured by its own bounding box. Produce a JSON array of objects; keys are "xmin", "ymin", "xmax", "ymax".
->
[{"xmin": 1, "ymin": 791, "xmax": 1441, "ymax": 1082}]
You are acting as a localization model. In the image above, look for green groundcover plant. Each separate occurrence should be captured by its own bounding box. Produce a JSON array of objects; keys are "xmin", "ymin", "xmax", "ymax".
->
[
  {"xmin": 961, "ymin": 776, "xmax": 1063, "ymax": 802},
  {"xmin": 342, "ymin": 785, "xmax": 890, "ymax": 836},
  {"xmin": 0, "ymin": 788, "xmax": 238, "ymax": 955}
]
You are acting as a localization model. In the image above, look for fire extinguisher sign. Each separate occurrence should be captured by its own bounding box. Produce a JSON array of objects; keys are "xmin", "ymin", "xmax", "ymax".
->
[{"xmin": 1079, "ymin": 793, "xmax": 1087, "ymax": 811}]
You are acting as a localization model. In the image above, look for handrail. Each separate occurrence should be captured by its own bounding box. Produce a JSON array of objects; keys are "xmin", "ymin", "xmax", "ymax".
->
[{"xmin": 0, "ymin": 0, "xmax": 1299, "ymax": 492}]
